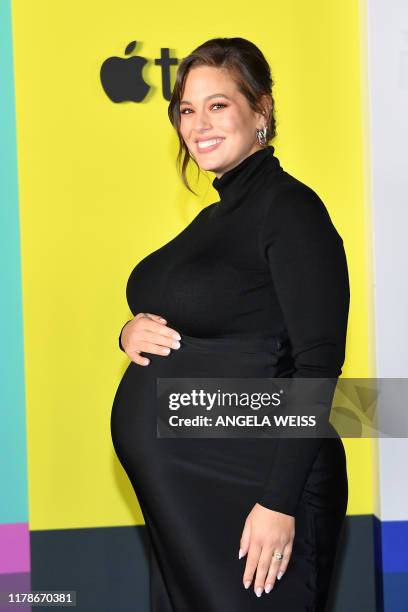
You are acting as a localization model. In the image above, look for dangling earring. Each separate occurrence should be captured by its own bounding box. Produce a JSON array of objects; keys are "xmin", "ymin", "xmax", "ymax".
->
[{"xmin": 256, "ymin": 125, "xmax": 267, "ymax": 146}]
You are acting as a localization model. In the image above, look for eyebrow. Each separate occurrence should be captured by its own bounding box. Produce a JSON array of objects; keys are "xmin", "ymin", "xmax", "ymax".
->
[{"xmin": 180, "ymin": 93, "xmax": 232, "ymax": 105}]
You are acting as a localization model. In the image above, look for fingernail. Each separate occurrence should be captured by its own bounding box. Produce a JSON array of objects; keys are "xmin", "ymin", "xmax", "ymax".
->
[
  {"xmin": 172, "ymin": 341, "xmax": 181, "ymax": 349},
  {"xmin": 265, "ymin": 583, "xmax": 273, "ymax": 593},
  {"xmin": 277, "ymin": 571, "xmax": 283, "ymax": 580},
  {"xmin": 172, "ymin": 333, "xmax": 181, "ymax": 340},
  {"xmin": 238, "ymin": 548, "xmax": 243, "ymax": 559},
  {"xmin": 160, "ymin": 318, "xmax": 166, "ymax": 322},
  {"xmin": 244, "ymin": 581, "xmax": 251, "ymax": 589},
  {"xmin": 256, "ymin": 587, "xmax": 263, "ymax": 597}
]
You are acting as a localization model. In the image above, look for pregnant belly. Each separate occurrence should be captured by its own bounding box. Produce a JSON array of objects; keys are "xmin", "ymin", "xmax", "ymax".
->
[{"xmin": 110, "ymin": 334, "xmax": 287, "ymax": 493}]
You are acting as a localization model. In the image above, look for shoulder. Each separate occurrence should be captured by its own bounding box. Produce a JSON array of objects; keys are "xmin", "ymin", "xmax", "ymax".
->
[
  {"xmin": 261, "ymin": 173, "xmax": 342, "ymax": 244},
  {"xmin": 190, "ymin": 202, "xmax": 217, "ymax": 224},
  {"xmin": 264, "ymin": 174, "xmax": 332, "ymax": 226}
]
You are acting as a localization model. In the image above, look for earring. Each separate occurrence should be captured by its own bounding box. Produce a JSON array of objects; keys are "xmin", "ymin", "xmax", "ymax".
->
[{"xmin": 256, "ymin": 125, "xmax": 267, "ymax": 146}]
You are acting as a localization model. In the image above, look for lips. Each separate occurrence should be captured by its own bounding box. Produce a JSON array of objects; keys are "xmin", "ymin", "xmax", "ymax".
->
[{"xmin": 196, "ymin": 137, "xmax": 225, "ymax": 152}]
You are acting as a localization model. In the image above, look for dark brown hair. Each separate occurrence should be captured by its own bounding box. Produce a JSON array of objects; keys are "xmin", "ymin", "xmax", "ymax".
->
[{"xmin": 168, "ymin": 37, "xmax": 277, "ymax": 195}]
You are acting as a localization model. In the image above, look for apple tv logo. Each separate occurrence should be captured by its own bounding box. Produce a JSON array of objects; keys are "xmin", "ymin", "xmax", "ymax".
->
[{"xmin": 100, "ymin": 40, "xmax": 179, "ymax": 103}]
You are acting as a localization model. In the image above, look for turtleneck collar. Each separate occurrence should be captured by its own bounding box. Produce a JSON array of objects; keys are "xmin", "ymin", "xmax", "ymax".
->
[{"xmin": 211, "ymin": 145, "xmax": 281, "ymax": 214}]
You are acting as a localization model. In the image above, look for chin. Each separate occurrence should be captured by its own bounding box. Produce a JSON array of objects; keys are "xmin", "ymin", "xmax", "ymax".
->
[
  {"xmin": 199, "ymin": 161, "xmax": 224, "ymax": 174},
  {"xmin": 197, "ymin": 157, "xmax": 218, "ymax": 167},
  {"xmin": 199, "ymin": 151, "xmax": 230, "ymax": 169}
]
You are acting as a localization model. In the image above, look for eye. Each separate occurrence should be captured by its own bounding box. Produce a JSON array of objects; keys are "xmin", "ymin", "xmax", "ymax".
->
[{"xmin": 180, "ymin": 102, "xmax": 227, "ymax": 115}]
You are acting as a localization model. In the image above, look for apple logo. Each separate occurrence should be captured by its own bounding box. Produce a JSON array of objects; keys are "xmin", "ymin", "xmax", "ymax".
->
[{"xmin": 100, "ymin": 41, "xmax": 150, "ymax": 103}]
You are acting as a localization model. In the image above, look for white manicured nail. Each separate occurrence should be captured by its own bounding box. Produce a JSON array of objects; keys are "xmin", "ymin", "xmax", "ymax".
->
[
  {"xmin": 256, "ymin": 587, "xmax": 263, "ymax": 597},
  {"xmin": 238, "ymin": 548, "xmax": 243, "ymax": 559},
  {"xmin": 244, "ymin": 581, "xmax": 251, "ymax": 589}
]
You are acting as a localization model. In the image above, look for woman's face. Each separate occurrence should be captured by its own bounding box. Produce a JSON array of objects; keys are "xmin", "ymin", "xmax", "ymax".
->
[{"xmin": 179, "ymin": 65, "xmax": 266, "ymax": 178}]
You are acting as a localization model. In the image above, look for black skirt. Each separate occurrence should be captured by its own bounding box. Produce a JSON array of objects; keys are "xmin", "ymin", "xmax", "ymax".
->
[{"xmin": 111, "ymin": 334, "xmax": 348, "ymax": 612}]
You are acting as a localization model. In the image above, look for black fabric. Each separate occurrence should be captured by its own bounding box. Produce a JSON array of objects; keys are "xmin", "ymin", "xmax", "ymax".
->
[
  {"xmin": 111, "ymin": 145, "xmax": 349, "ymax": 610},
  {"xmin": 118, "ymin": 320, "xmax": 132, "ymax": 352}
]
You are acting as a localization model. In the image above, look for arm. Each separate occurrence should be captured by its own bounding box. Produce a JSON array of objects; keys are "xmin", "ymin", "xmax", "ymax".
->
[{"xmin": 258, "ymin": 185, "xmax": 350, "ymax": 516}]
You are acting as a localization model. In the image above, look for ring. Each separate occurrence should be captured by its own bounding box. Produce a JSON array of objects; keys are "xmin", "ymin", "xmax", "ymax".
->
[{"xmin": 274, "ymin": 551, "xmax": 284, "ymax": 560}]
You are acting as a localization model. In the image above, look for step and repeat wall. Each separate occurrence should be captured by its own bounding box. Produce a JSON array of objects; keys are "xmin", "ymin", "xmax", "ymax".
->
[{"xmin": 1, "ymin": 0, "xmax": 406, "ymax": 610}]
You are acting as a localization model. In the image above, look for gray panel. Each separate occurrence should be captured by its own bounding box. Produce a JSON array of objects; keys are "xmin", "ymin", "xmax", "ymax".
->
[
  {"xmin": 30, "ymin": 526, "xmax": 149, "ymax": 612},
  {"xmin": 327, "ymin": 515, "xmax": 378, "ymax": 612},
  {"xmin": 29, "ymin": 518, "xmax": 377, "ymax": 611}
]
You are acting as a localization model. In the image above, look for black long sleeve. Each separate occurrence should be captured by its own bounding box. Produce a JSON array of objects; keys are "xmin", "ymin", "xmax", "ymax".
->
[
  {"xmin": 257, "ymin": 185, "xmax": 350, "ymax": 516},
  {"xmin": 118, "ymin": 320, "xmax": 132, "ymax": 352}
]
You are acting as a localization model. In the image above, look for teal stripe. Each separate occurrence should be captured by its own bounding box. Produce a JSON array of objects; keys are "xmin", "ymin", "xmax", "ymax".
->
[{"xmin": 0, "ymin": 0, "xmax": 29, "ymax": 523}]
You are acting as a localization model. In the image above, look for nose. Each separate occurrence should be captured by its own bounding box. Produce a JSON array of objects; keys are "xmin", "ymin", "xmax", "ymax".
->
[{"xmin": 192, "ymin": 107, "xmax": 213, "ymax": 133}]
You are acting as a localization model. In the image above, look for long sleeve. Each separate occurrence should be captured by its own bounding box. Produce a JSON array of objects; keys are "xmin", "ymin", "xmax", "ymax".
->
[
  {"xmin": 257, "ymin": 184, "xmax": 350, "ymax": 516},
  {"xmin": 118, "ymin": 320, "xmax": 132, "ymax": 352}
]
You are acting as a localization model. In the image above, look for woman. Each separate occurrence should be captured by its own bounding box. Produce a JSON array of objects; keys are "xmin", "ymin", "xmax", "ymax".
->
[{"xmin": 111, "ymin": 37, "xmax": 349, "ymax": 611}]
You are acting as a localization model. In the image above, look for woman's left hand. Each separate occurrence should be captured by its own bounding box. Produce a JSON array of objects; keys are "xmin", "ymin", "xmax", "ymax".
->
[{"xmin": 239, "ymin": 502, "xmax": 295, "ymax": 597}]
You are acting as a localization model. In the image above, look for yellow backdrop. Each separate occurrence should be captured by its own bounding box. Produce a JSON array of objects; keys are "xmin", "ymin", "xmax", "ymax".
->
[{"xmin": 11, "ymin": 0, "xmax": 374, "ymax": 529}]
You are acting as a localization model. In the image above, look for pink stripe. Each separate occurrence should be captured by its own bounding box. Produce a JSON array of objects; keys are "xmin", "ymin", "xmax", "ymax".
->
[{"xmin": 0, "ymin": 524, "xmax": 30, "ymax": 573}]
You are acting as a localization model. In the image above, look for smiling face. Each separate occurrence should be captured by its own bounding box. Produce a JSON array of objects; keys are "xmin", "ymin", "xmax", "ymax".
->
[{"xmin": 179, "ymin": 65, "xmax": 267, "ymax": 178}]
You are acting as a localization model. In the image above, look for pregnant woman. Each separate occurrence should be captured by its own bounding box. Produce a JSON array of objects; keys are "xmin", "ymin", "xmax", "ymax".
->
[{"xmin": 111, "ymin": 37, "xmax": 350, "ymax": 611}]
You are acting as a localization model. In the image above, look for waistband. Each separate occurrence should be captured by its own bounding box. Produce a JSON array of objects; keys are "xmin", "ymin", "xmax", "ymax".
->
[{"xmin": 178, "ymin": 334, "xmax": 287, "ymax": 355}]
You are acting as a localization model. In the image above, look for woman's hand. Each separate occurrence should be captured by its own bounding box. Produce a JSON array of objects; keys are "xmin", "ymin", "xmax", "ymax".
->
[
  {"xmin": 120, "ymin": 313, "xmax": 181, "ymax": 366},
  {"xmin": 239, "ymin": 502, "xmax": 295, "ymax": 597}
]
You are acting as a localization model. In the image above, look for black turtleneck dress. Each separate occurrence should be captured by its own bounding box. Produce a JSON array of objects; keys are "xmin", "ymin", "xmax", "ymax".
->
[{"xmin": 111, "ymin": 145, "xmax": 350, "ymax": 612}]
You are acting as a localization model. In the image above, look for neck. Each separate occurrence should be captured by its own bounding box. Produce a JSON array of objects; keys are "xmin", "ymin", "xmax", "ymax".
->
[
  {"xmin": 215, "ymin": 145, "xmax": 266, "ymax": 179},
  {"xmin": 211, "ymin": 145, "xmax": 281, "ymax": 214}
]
